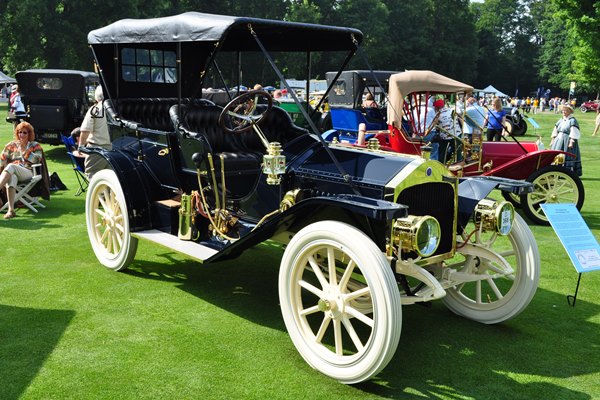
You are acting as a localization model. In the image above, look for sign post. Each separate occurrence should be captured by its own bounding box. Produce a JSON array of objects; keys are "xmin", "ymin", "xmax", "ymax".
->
[{"xmin": 541, "ymin": 203, "xmax": 600, "ymax": 306}]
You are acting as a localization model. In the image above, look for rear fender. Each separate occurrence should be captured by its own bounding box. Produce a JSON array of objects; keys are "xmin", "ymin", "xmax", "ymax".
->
[
  {"xmin": 482, "ymin": 149, "xmax": 566, "ymax": 180},
  {"xmin": 84, "ymin": 147, "xmax": 168, "ymax": 231}
]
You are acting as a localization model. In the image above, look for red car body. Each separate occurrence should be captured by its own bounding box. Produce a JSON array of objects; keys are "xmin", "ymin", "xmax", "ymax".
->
[{"xmin": 579, "ymin": 100, "xmax": 599, "ymax": 113}]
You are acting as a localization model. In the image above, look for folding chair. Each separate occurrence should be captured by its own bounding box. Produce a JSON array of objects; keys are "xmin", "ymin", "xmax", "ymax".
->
[
  {"xmin": 0, "ymin": 163, "xmax": 46, "ymax": 213},
  {"xmin": 62, "ymin": 135, "xmax": 89, "ymax": 196}
]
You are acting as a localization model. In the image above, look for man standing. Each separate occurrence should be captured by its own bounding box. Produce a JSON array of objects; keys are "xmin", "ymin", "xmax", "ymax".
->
[{"xmin": 78, "ymin": 86, "xmax": 112, "ymax": 177}]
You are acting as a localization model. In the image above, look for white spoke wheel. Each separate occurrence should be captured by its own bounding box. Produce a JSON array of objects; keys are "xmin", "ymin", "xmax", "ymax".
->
[
  {"xmin": 443, "ymin": 213, "xmax": 539, "ymax": 324},
  {"xmin": 279, "ymin": 221, "xmax": 401, "ymax": 384},
  {"xmin": 520, "ymin": 165, "xmax": 584, "ymax": 225},
  {"xmin": 85, "ymin": 169, "xmax": 138, "ymax": 271}
]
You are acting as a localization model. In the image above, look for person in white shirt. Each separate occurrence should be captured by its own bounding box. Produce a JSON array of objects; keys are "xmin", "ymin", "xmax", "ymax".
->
[{"xmin": 78, "ymin": 86, "xmax": 112, "ymax": 177}]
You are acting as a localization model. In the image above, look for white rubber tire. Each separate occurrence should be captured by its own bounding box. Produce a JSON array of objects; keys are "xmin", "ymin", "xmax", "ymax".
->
[
  {"xmin": 444, "ymin": 213, "xmax": 539, "ymax": 324},
  {"xmin": 85, "ymin": 169, "xmax": 138, "ymax": 271},
  {"xmin": 279, "ymin": 221, "xmax": 401, "ymax": 384}
]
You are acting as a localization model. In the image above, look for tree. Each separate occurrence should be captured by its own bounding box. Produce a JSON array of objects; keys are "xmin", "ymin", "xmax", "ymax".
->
[
  {"xmin": 430, "ymin": 0, "xmax": 478, "ymax": 83},
  {"xmin": 535, "ymin": 1, "xmax": 573, "ymax": 93},
  {"xmin": 551, "ymin": 0, "xmax": 600, "ymax": 94},
  {"xmin": 472, "ymin": 0, "xmax": 540, "ymax": 97}
]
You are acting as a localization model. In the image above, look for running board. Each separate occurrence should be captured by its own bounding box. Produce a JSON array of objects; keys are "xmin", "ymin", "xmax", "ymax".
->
[{"xmin": 132, "ymin": 229, "xmax": 218, "ymax": 263}]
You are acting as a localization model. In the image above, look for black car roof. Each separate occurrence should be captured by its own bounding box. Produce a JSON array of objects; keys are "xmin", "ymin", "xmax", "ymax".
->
[
  {"xmin": 88, "ymin": 12, "xmax": 363, "ymax": 52},
  {"xmin": 17, "ymin": 69, "xmax": 98, "ymax": 79},
  {"xmin": 326, "ymin": 70, "xmax": 398, "ymax": 85}
]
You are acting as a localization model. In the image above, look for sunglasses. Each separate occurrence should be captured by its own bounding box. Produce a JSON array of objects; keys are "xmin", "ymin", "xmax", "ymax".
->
[{"xmin": 18, "ymin": 130, "xmax": 31, "ymax": 135}]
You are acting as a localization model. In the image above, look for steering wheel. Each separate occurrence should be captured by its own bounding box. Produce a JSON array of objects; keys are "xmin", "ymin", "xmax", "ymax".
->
[{"xmin": 219, "ymin": 90, "xmax": 273, "ymax": 134}]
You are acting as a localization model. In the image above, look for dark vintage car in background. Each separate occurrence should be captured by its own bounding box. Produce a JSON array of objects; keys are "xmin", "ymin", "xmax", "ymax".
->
[
  {"xmin": 8, "ymin": 69, "xmax": 99, "ymax": 144},
  {"xmin": 322, "ymin": 70, "xmax": 395, "ymax": 138},
  {"xmin": 83, "ymin": 12, "xmax": 540, "ymax": 383},
  {"xmin": 502, "ymin": 105, "xmax": 528, "ymax": 136}
]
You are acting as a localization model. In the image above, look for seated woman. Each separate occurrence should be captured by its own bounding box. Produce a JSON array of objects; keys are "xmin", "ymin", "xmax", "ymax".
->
[{"xmin": 0, "ymin": 121, "xmax": 44, "ymax": 219}]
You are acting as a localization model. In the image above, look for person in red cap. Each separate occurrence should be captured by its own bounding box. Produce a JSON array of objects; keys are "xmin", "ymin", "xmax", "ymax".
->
[{"xmin": 428, "ymin": 98, "xmax": 456, "ymax": 163}]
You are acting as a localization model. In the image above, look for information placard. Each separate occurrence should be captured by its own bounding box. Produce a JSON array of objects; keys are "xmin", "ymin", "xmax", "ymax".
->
[{"xmin": 541, "ymin": 203, "xmax": 600, "ymax": 273}]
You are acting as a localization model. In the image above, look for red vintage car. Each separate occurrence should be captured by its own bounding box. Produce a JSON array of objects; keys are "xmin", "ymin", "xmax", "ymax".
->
[
  {"xmin": 380, "ymin": 70, "xmax": 584, "ymax": 225},
  {"xmin": 579, "ymin": 100, "xmax": 599, "ymax": 113}
]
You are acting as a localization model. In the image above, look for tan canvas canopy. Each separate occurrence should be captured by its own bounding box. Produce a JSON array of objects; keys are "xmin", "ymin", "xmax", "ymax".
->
[{"xmin": 387, "ymin": 70, "xmax": 474, "ymax": 128}]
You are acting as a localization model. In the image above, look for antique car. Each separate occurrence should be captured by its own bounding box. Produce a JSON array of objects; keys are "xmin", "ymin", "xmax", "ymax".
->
[
  {"xmin": 8, "ymin": 69, "xmax": 100, "ymax": 145},
  {"xmin": 321, "ymin": 70, "xmax": 395, "ymax": 139},
  {"xmin": 84, "ymin": 12, "xmax": 539, "ymax": 384},
  {"xmin": 324, "ymin": 70, "xmax": 583, "ymax": 225},
  {"xmin": 579, "ymin": 100, "xmax": 599, "ymax": 113},
  {"xmin": 502, "ymin": 105, "xmax": 528, "ymax": 136}
]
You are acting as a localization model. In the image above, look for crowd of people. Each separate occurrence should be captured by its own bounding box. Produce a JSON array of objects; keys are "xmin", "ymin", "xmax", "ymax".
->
[{"xmin": 401, "ymin": 91, "xmax": 586, "ymax": 177}]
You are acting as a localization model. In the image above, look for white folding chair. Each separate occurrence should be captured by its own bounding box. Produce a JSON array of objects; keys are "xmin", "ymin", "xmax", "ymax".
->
[{"xmin": 0, "ymin": 163, "xmax": 46, "ymax": 213}]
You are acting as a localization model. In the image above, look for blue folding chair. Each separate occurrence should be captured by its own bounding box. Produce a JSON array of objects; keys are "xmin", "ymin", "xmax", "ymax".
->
[{"xmin": 61, "ymin": 135, "xmax": 89, "ymax": 196}]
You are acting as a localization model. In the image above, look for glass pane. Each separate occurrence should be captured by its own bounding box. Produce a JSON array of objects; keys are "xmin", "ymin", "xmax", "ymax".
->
[
  {"xmin": 151, "ymin": 67, "xmax": 164, "ymax": 83},
  {"xmin": 122, "ymin": 66, "xmax": 136, "ymax": 82},
  {"xmin": 334, "ymin": 81, "xmax": 346, "ymax": 96},
  {"xmin": 121, "ymin": 48, "xmax": 135, "ymax": 64},
  {"xmin": 36, "ymin": 77, "xmax": 62, "ymax": 90},
  {"xmin": 165, "ymin": 68, "xmax": 177, "ymax": 83},
  {"xmin": 150, "ymin": 50, "xmax": 163, "ymax": 66},
  {"xmin": 136, "ymin": 49, "xmax": 149, "ymax": 65},
  {"xmin": 137, "ymin": 66, "xmax": 150, "ymax": 82},
  {"xmin": 164, "ymin": 51, "xmax": 176, "ymax": 67}
]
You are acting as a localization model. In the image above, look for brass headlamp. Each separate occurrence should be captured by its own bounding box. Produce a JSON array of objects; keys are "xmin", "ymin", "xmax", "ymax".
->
[
  {"xmin": 473, "ymin": 199, "xmax": 515, "ymax": 235},
  {"xmin": 392, "ymin": 215, "xmax": 441, "ymax": 257}
]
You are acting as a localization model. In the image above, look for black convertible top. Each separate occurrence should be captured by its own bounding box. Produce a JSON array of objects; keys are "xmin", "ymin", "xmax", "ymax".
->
[{"xmin": 88, "ymin": 12, "xmax": 363, "ymax": 51}]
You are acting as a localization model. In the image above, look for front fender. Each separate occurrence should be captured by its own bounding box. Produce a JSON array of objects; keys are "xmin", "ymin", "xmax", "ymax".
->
[{"xmin": 457, "ymin": 176, "xmax": 532, "ymax": 232}]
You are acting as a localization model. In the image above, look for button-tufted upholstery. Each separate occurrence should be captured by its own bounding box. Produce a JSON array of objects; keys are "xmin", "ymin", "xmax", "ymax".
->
[{"xmin": 171, "ymin": 103, "xmax": 308, "ymax": 155}]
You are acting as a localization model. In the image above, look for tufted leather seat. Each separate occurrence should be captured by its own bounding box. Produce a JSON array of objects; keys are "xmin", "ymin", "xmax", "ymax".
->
[{"xmin": 107, "ymin": 98, "xmax": 215, "ymax": 132}]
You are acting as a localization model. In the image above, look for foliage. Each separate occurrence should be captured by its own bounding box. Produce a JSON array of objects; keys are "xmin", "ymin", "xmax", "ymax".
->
[
  {"xmin": 0, "ymin": 0, "xmax": 599, "ymax": 98},
  {"xmin": 552, "ymin": 0, "xmax": 600, "ymax": 94}
]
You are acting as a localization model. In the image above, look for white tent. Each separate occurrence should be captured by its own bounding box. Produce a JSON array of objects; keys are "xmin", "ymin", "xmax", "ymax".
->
[
  {"xmin": 480, "ymin": 84, "xmax": 509, "ymax": 98},
  {"xmin": 0, "ymin": 71, "xmax": 16, "ymax": 84}
]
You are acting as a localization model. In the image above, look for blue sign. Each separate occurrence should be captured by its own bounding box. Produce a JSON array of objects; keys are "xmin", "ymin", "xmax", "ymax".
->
[
  {"xmin": 541, "ymin": 203, "xmax": 600, "ymax": 273},
  {"xmin": 527, "ymin": 117, "xmax": 540, "ymax": 129}
]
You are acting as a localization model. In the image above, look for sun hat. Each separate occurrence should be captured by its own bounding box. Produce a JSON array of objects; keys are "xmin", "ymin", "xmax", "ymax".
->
[{"xmin": 561, "ymin": 104, "xmax": 574, "ymax": 113}]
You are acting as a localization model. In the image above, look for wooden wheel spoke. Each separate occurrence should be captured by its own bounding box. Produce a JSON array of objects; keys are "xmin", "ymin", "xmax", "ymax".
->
[
  {"xmin": 333, "ymin": 319, "xmax": 343, "ymax": 356},
  {"xmin": 308, "ymin": 255, "xmax": 329, "ymax": 289},
  {"xmin": 345, "ymin": 305, "xmax": 374, "ymax": 327},
  {"xmin": 298, "ymin": 279, "xmax": 324, "ymax": 298},
  {"xmin": 341, "ymin": 316, "xmax": 365, "ymax": 352},
  {"xmin": 486, "ymin": 277, "xmax": 504, "ymax": 300},
  {"xmin": 327, "ymin": 247, "xmax": 337, "ymax": 286},
  {"xmin": 315, "ymin": 314, "xmax": 331, "ymax": 343}
]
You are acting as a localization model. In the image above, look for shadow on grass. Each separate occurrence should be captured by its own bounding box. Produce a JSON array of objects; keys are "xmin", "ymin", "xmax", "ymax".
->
[
  {"xmin": 125, "ymin": 244, "xmax": 599, "ymax": 399},
  {"xmin": 356, "ymin": 286, "xmax": 599, "ymax": 399},
  {"xmin": 126, "ymin": 243, "xmax": 285, "ymax": 329},
  {"xmin": 0, "ymin": 186, "xmax": 86, "ymax": 231},
  {"xmin": 0, "ymin": 305, "xmax": 75, "ymax": 400}
]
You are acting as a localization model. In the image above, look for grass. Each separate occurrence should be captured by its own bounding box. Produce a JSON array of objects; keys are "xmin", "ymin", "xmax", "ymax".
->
[{"xmin": 1, "ymin": 101, "xmax": 599, "ymax": 399}]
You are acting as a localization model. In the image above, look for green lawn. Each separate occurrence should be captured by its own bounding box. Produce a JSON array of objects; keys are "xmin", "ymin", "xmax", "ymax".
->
[{"xmin": 1, "ymin": 102, "xmax": 599, "ymax": 399}]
